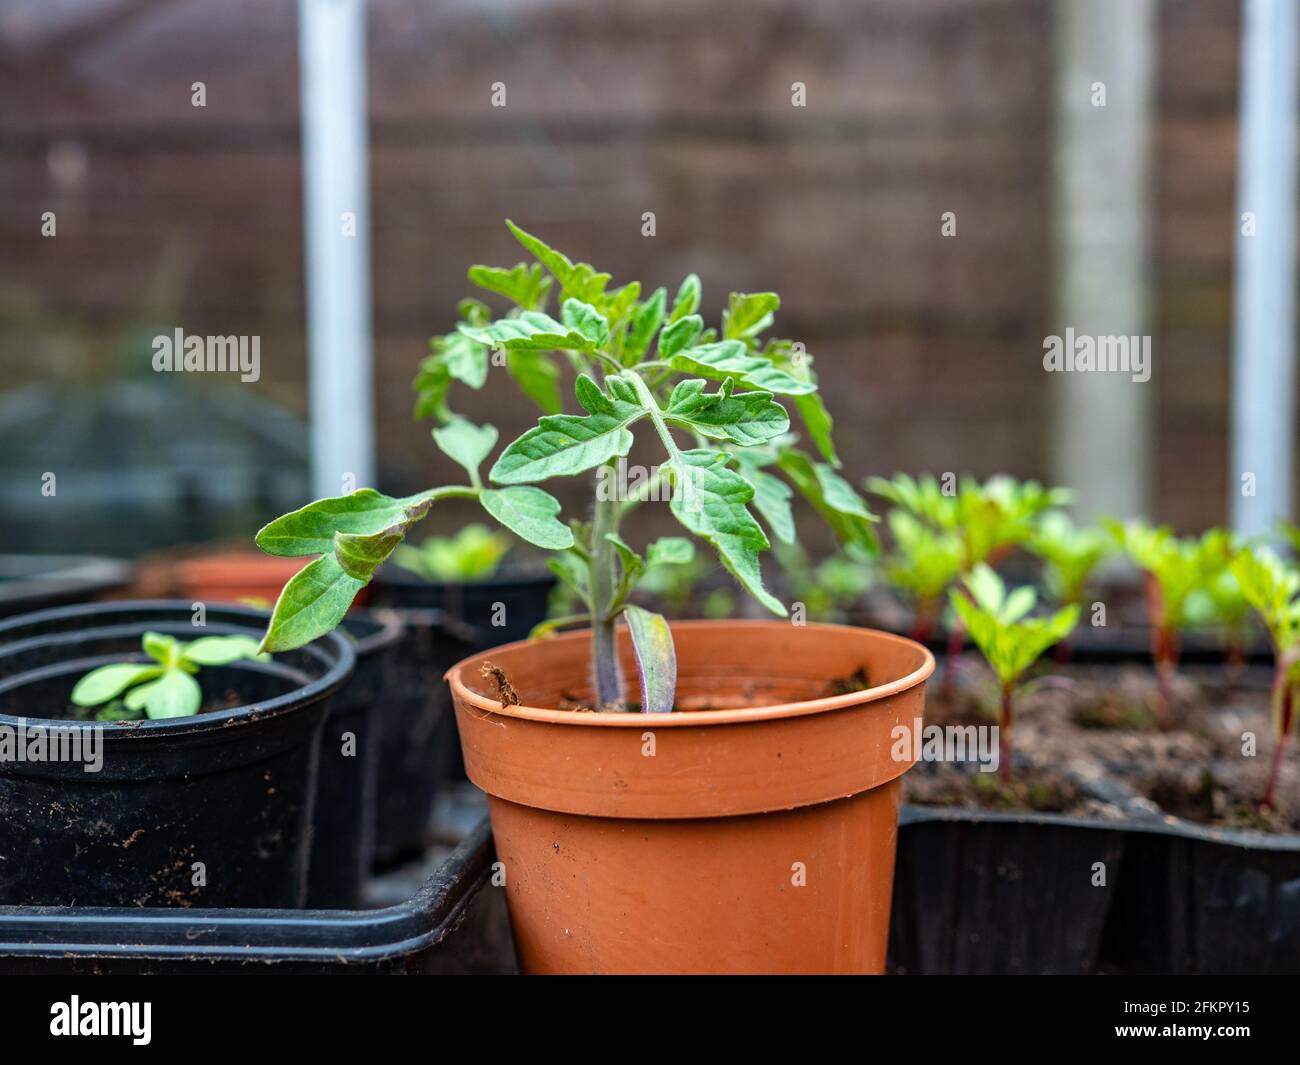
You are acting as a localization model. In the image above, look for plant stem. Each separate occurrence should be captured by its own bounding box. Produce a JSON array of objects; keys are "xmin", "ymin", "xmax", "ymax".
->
[
  {"xmin": 590, "ymin": 463, "xmax": 625, "ymax": 709},
  {"xmin": 999, "ymin": 682, "xmax": 1014, "ymax": 784},
  {"xmin": 1263, "ymin": 670, "xmax": 1294, "ymax": 810}
]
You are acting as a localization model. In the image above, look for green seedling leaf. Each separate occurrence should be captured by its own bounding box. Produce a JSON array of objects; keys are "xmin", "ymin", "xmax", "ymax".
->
[
  {"xmin": 142, "ymin": 630, "xmax": 179, "ymax": 665},
  {"xmin": 793, "ymin": 392, "xmax": 839, "ymax": 467},
  {"xmin": 670, "ymin": 449, "xmax": 785, "ymax": 616},
  {"xmin": 505, "ymin": 350, "xmax": 563, "ymax": 414},
  {"xmin": 467, "ymin": 262, "xmax": 552, "ymax": 309},
  {"xmin": 560, "ymin": 299, "xmax": 611, "ymax": 348},
  {"xmin": 70, "ymin": 663, "xmax": 164, "ymax": 707},
  {"xmin": 433, "ymin": 421, "xmax": 498, "ymax": 482},
  {"xmin": 182, "ymin": 635, "xmax": 270, "ymax": 667},
  {"xmin": 622, "ymin": 605, "xmax": 676, "ymax": 714},
  {"xmin": 624, "ymin": 287, "xmax": 667, "ymax": 363},
  {"xmin": 669, "ymin": 340, "xmax": 816, "ymax": 396},
  {"xmin": 952, "ymin": 582, "xmax": 1079, "ymax": 691},
  {"xmin": 664, "ymin": 378, "xmax": 790, "ymax": 446},
  {"xmin": 256, "ymin": 489, "xmax": 437, "ymax": 558},
  {"xmin": 260, "ymin": 553, "xmax": 367, "ymax": 653},
  {"xmin": 733, "ymin": 451, "xmax": 796, "ymax": 545},
  {"xmin": 125, "ymin": 669, "xmax": 203, "ymax": 720},
  {"xmin": 548, "ymin": 549, "xmax": 593, "ymax": 608},
  {"xmin": 394, "ymin": 524, "xmax": 511, "ymax": 583},
  {"xmin": 480, "ymin": 487, "xmax": 575, "ymax": 549},
  {"xmin": 722, "ymin": 292, "xmax": 780, "ymax": 341},
  {"xmin": 505, "ymin": 220, "xmax": 612, "ymax": 305},
  {"xmin": 658, "ymin": 314, "xmax": 703, "ymax": 357},
  {"xmin": 646, "ymin": 537, "xmax": 695, "ymax": 567},
  {"xmin": 669, "ymin": 274, "xmax": 701, "ymax": 323},
  {"xmin": 489, "ymin": 374, "xmax": 644, "ymax": 484},
  {"xmin": 776, "ymin": 448, "xmax": 877, "ymax": 553},
  {"xmin": 459, "ymin": 310, "xmax": 600, "ymax": 353}
]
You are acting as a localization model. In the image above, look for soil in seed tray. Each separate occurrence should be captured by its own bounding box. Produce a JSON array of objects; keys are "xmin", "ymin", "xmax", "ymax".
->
[{"xmin": 909, "ymin": 658, "xmax": 1300, "ymax": 833}]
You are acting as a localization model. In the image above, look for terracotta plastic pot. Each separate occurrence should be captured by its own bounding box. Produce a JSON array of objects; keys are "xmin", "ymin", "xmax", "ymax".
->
[
  {"xmin": 175, "ymin": 553, "xmax": 311, "ymax": 606},
  {"xmin": 446, "ymin": 620, "xmax": 933, "ymax": 974}
]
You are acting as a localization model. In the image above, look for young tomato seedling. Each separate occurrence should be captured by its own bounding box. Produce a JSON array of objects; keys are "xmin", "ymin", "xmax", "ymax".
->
[
  {"xmin": 392, "ymin": 523, "xmax": 511, "ymax": 583},
  {"xmin": 1229, "ymin": 546, "xmax": 1300, "ymax": 810},
  {"xmin": 255, "ymin": 221, "xmax": 877, "ymax": 713},
  {"xmin": 879, "ymin": 510, "xmax": 964, "ymax": 641},
  {"xmin": 949, "ymin": 564, "xmax": 1079, "ymax": 783},
  {"xmin": 1027, "ymin": 510, "xmax": 1111, "ymax": 659},
  {"xmin": 71, "ymin": 632, "xmax": 267, "ymax": 721},
  {"xmin": 1107, "ymin": 520, "xmax": 1232, "ymax": 728}
]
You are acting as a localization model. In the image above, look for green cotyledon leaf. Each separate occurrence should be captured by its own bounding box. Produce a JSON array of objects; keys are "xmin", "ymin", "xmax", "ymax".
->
[
  {"xmin": 622, "ymin": 604, "xmax": 676, "ymax": 714},
  {"xmin": 489, "ymin": 374, "xmax": 645, "ymax": 485},
  {"xmin": 669, "ymin": 449, "xmax": 785, "ymax": 616},
  {"xmin": 663, "ymin": 378, "xmax": 790, "ymax": 447}
]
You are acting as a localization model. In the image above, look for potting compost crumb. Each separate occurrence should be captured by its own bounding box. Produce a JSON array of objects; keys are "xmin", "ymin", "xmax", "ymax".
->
[{"xmin": 480, "ymin": 661, "xmax": 520, "ymax": 707}]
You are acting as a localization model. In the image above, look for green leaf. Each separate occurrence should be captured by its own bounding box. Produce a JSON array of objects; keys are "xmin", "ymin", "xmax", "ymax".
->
[
  {"xmin": 646, "ymin": 537, "xmax": 695, "ymax": 567},
  {"xmin": 142, "ymin": 631, "xmax": 178, "ymax": 665},
  {"xmin": 489, "ymin": 374, "xmax": 644, "ymax": 485},
  {"xmin": 256, "ymin": 489, "xmax": 436, "ymax": 557},
  {"xmin": 70, "ymin": 663, "xmax": 164, "ymax": 707},
  {"xmin": 722, "ymin": 292, "xmax": 780, "ymax": 340},
  {"xmin": 458, "ymin": 310, "xmax": 599, "ymax": 353},
  {"xmin": 624, "ymin": 287, "xmax": 667, "ymax": 363},
  {"xmin": 440, "ymin": 331, "xmax": 489, "ymax": 388},
  {"xmin": 560, "ymin": 299, "xmax": 610, "ymax": 347},
  {"xmin": 794, "ymin": 392, "xmax": 840, "ymax": 467},
  {"xmin": 734, "ymin": 452, "xmax": 796, "ymax": 545},
  {"xmin": 776, "ymin": 449, "xmax": 878, "ymax": 552},
  {"xmin": 412, "ymin": 355, "xmax": 453, "ymax": 422},
  {"xmin": 182, "ymin": 635, "xmax": 269, "ymax": 667},
  {"xmin": 669, "ymin": 340, "xmax": 816, "ymax": 396},
  {"xmin": 467, "ymin": 262, "xmax": 552, "ymax": 309},
  {"xmin": 669, "ymin": 449, "xmax": 785, "ymax": 615},
  {"xmin": 504, "ymin": 220, "xmax": 611, "ymax": 305},
  {"xmin": 125, "ymin": 669, "xmax": 202, "ymax": 720},
  {"xmin": 669, "ymin": 274, "xmax": 701, "ymax": 323},
  {"xmin": 664, "ymin": 378, "xmax": 790, "ymax": 446},
  {"xmin": 505, "ymin": 350, "xmax": 563, "ymax": 414},
  {"xmin": 622, "ymin": 605, "xmax": 676, "ymax": 714},
  {"xmin": 658, "ymin": 314, "xmax": 703, "ymax": 357},
  {"xmin": 433, "ymin": 421, "xmax": 498, "ymax": 481},
  {"xmin": 260, "ymin": 553, "xmax": 368, "ymax": 653},
  {"xmin": 480, "ymin": 487, "xmax": 575, "ymax": 550},
  {"xmin": 548, "ymin": 550, "xmax": 592, "ymax": 608}
]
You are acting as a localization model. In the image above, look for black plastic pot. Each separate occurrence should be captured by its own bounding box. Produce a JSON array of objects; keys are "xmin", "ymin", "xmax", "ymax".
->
[
  {"xmin": 1102, "ymin": 818, "xmax": 1300, "ymax": 975},
  {"xmin": 373, "ymin": 608, "xmax": 476, "ymax": 864},
  {"xmin": 0, "ymin": 601, "xmax": 353, "ymax": 909},
  {"xmin": 0, "ymin": 819, "xmax": 516, "ymax": 974},
  {"xmin": 0, "ymin": 555, "xmax": 131, "ymax": 618},
  {"xmin": 306, "ymin": 610, "xmax": 403, "ymax": 908},
  {"xmin": 370, "ymin": 564, "xmax": 556, "ymax": 647},
  {"xmin": 889, "ymin": 804, "xmax": 1127, "ymax": 974}
]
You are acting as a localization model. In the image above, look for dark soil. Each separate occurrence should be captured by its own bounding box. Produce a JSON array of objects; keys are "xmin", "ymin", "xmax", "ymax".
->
[{"xmin": 906, "ymin": 656, "xmax": 1300, "ymax": 834}]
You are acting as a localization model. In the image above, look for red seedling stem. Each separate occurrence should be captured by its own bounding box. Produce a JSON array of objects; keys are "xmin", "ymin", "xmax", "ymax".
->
[
  {"xmin": 999, "ymin": 682, "xmax": 1014, "ymax": 784},
  {"xmin": 1143, "ymin": 571, "xmax": 1177, "ymax": 730},
  {"xmin": 1263, "ymin": 670, "xmax": 1294, "ymax": 811}
]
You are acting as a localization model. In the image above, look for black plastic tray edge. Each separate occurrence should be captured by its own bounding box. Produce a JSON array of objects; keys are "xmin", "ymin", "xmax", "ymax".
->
[{"xmin": 0, "ymin": 820, "xmax": 495, "ymax": 966}]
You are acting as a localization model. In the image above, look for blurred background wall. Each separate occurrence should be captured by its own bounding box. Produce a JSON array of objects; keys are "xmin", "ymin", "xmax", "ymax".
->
[{"xmin": 0, "ymin": 0, "xmax": 1251, "ymax": 555}]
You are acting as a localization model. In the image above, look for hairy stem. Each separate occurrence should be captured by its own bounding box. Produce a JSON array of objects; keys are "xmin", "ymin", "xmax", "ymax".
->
[{"xmin": 590, "ymin": 463, "xmax": 625, "ymax": 709}]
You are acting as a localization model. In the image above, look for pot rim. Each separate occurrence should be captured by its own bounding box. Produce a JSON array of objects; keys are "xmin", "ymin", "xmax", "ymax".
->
[
  {"xmin": 445, "ymin": 618, "xmax": 935, "ymax": 727},
  {"xmin": 0, "ymin": 601, "xmax": 354, "ymax": 735}
]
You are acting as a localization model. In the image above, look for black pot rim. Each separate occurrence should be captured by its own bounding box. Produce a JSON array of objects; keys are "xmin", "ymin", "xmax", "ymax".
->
[
  {"xmin": 0, "ymin": 600, "xmax": 354, "ymax": 736},
  {"xmin": 901, "ymin": 801, "xmax": 1300, "ymax": 851},
  {"xmin": 371, "ymin": 564, "xmax": 555, "ymax": 592},
  {"xmin": 343, "ymin": 608, "xmax": 404, "ymax": 658}
]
